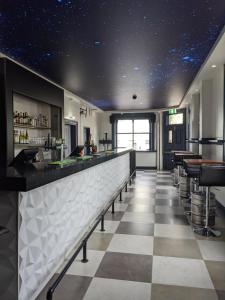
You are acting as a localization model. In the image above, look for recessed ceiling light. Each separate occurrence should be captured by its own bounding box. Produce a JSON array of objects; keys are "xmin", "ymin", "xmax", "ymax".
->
[
  {"xmin": 94, "ymin": 40, "xmax": 102, "ymax": 46},
  {"xmin": 211, "ymin": 64, "xmax": 217, "ymax": 68}
]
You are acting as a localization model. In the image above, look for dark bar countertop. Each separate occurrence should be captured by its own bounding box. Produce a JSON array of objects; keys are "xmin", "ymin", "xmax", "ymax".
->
[{"xmin": 0, "ymin": 148, "xmax": 133, "ymax": 192}]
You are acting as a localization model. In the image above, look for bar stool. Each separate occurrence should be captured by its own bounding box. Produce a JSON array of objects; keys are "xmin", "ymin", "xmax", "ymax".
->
[
  {"xmin": 173, "ymin": 153, "xmax": 201, "ymax": 187},
  {"xmin": 183, "ymin": 163, "xmax": 201, "ymax": 193},
  {"xmin": 177, "ymin": 155, "xmax": 202, "ymax": 202},
  {"xmin": 172, "ymin": 151, "xmax": 192, "ymax": 186},
  {"xmin": 198, "ymin": 164, "xmax": 225, "ymax": 237},
  {"xmin": 182, "ymin": 163, "xmax": 201, "ymax": 214}
]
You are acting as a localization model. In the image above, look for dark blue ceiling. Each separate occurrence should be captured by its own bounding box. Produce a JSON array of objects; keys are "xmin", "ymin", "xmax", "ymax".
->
[{"xmin": 1, "ymin": 0, "xmax": 225, "ymax": 110}]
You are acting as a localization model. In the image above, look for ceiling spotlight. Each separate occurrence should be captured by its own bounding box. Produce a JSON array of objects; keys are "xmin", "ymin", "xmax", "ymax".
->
[
  {"xmin": 211, "ymin": 64, "xmax": 217, "ymax": 68},
  {"xmin": 133, "ymin": 66, "xmax": 140, "ymax": 71},
  {"xmin": 94, "ymin": 40, "xmax": 102, "ymax": 46},
  {"xmin": 132, "ymin": 94, "xmax": 137, "ymax": 100}
]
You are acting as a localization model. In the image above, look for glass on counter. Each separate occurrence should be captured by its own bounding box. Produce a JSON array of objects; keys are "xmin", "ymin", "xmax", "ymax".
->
[
  {"xmin": 14, "ymin": 129, "xmax": 47, "ymax": 146},
  {"xmin": 29, "ymin": 137, "xmax": 46, "ymax": 146}
]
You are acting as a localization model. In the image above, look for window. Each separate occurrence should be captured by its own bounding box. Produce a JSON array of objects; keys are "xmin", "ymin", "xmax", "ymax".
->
[
  {"xmin": 168, "ymin": 113, "xmax": 183, "ymax": 125},
  {"xmin": 117, "ymin": 120, "xmax": 132, "ymax": 133},
  {"xmin": 168, "ymin": 130, "xmax": 173, "ymax": 143},
  {"xmin": 134, "ymin": 120, "xmax": 149, "ymax": 151},
  {"xmin": 117, "ymin": 120, "xmax": 133, "ymax": 149},
  {"xmin": 116, "ymin": 119, "xmax": 154, "ymax": 151}
]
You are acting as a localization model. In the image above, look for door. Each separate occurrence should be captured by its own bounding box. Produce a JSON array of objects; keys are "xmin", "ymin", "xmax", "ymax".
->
[
  {"xmin": 163, "ymin": 109, "xmax": 186, "ymax": 170},
  {"xmin": 64, "ymin": 120, "xmax": 78, "ymax": 157}
]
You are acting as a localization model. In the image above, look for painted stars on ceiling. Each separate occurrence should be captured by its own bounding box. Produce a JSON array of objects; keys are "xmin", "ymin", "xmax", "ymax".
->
[{"xmin": 0, "ymin": 1, "xmax": 225, "ymax": 110}]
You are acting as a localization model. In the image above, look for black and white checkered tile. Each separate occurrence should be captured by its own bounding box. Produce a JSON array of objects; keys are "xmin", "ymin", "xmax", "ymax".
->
[{"xmin": 37, "ymin": 171, "xmax": 225, "ymax": 300}]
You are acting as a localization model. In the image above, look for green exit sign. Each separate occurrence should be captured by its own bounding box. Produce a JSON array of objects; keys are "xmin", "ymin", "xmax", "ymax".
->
[{"xmin": 169, "ymin": 108, "xmax": 177, "ymax": 114}]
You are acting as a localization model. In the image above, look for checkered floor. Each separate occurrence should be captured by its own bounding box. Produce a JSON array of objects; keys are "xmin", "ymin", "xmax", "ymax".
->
[{"xmin": 37, "ymin": 171, "xmax": 225, "ymax": 300}]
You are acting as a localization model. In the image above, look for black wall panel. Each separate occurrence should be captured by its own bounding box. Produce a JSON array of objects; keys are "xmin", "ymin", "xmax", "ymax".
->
[{"xmin": 0, "ymin": 58, "xmax": 64, "ymax": 167}]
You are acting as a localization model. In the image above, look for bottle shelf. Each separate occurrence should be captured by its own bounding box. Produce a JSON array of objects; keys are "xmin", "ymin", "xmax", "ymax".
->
[
  {"xmin": 14, "ymin": 143, "xmax": 45, "ymax": 148},
  {"xmin": 14, "ymin": 124, "xmax": 51, "ymax": 130}
]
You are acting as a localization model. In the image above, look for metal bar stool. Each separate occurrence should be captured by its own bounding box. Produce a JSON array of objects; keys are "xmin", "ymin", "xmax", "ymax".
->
[
  {"xmin": 172, "ymin": 151, "xmax": 192, "ymax": 186},
  {"xmin": 174, "ymin": 153, "xmax": 201, "ymax": 187},
  {"xmin": 178, "ymin": 155, "xmax": 202, "ymax": 202},
  {"xmin": 198, "ymin": 164, "xmax": 225, "ymax": 237},
  {"xmin": 182, "ymin": 163, "xmax": 201, "ymax": 215}
]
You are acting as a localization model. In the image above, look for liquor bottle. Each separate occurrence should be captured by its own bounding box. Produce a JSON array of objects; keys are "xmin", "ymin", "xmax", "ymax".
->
[
  {"xmin": 16, "ymin": 130, "xmax": 19, "ymax": 143},
  {"xmin": 13, "ymin": 112, "xmax": 16, "ymax": 124},
  {"xmin": 37, "ymin": 114, "xmax": 42, "ymax": 127},
  {"xmin": 21, "ymin": 131, "xmax": 24, "ymax": 144},
  {"xmin": 27, "ymin": 113, "xmax": 30, "ymax": 125},
  {"xmin": 14, "ymin": 130, "xmax": 16, "ymax": 143},
  {"xmin": 31, "ymin": 116, "xmax": 34, "ymax": 127},
  {"xmin": 22, "ymin": 131, "xmax": 25, "ymax": 144},
  {"xmin": 41, "ymin": 114, "xmax": 44, "ymax": 127},
  {"xmin": 19, "ymin": 112, "xmax": 23, "ymax": 125},
  {"xmin": 16, "ymin": 111, "xmax": 19, "ymax": 124},
  {"xmin": 16, "ymin": 131, "xmax": 19, "ymax": 143},
  {"xmin": 25, "ymin": 130, "xmax": 29, "ymax": 144},
  {"xmin": 46, "ymin": 116, "xmax": 48, "ymax": 127},
  {"xmin": 25, "ymin": 113, "xmax": 28, "ymax": 125},
  {"xmin": 28, "ymin": 115, "xmax": 32, "ymax": 126},
  {"xmin": 24, "ymin": 112, "xmax": 27, "ymax": 125},
  {"xmin": 19, "ymin": 131, "xmax": 22, "ymax": 144}
]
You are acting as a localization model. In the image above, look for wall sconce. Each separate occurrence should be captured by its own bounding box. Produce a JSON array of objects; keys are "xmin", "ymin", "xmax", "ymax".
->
[{"xmin": 80, "ymin": 107, "xmax": 87, "ymax": 117}]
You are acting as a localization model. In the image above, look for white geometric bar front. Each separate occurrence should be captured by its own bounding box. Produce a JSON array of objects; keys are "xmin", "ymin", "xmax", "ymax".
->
[{"xmin": 18, "ymin": 154, "xmax": 130, "ymax": 300}]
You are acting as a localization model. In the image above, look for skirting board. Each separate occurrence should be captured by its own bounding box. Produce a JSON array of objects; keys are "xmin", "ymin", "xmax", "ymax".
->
[{"xmin": 136, "ymin": 166, "xmax": 157, "ymax": 170}]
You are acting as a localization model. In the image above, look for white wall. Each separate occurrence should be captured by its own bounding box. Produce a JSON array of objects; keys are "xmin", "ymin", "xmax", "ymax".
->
[
  {"xmin": 189, "ymin": 93, "xmax": 200, "ymax": 154},
  {"xmin": 136, "ymin": 152, "xmax": 157, "ymax": 168},
  {"xmin": 199, "ymin": 66, "xmax": 224, "ymax": 160},
  {"xmin": 64, "ymin": 97, "xmax": 100, "ymax": 147},
  {"xmin": 189, "ymin": 65, "xmax": 225, "ymax": 207},
  {"xmin": 97, "ymin": 112, "xmax": 112, "ymax": 151}
]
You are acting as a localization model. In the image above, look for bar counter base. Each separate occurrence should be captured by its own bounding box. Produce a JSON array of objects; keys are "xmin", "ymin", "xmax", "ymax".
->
[
  {"xmin": 0, "ymin": 149, "xmax": 135, "ymax": 300},
  {"xmin": 46, "ymin": 171, "xmax": 135, "ymax": 300}
]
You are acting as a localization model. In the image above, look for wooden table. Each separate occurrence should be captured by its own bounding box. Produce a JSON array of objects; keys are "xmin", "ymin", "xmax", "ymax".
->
[
  {"xmin": 183, "ymin": 159, "xmax": 225, "ymax": 178},
  {"xmin": 183, "ymin": 159, "xmax": 225, "ymax": 165},
  {"xmin": 171, "ymin": 150, "xmax": 193, "ymax": 153},
  {"xmin": 174, "ymin": 153, "xmax": 202, "ymax": 165}
]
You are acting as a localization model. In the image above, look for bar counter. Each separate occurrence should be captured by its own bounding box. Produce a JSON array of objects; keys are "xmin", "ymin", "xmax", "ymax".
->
[
  {"xmin": 0, "ymin": 148, "xmax": 135, "ymax": 300},
  {"xmin": 0, "ymin": 148, "xmax": 134, "ymax": 192}
]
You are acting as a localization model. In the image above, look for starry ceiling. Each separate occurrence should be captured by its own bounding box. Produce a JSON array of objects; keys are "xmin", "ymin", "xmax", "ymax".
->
[{"xmin": 1, "ymin": 1, "xmax": 225, "ymax": 110}]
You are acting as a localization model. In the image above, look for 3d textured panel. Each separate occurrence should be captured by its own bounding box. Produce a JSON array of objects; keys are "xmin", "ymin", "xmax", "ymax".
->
[
  {"xmin": 18, "ymin": 154, "xmax": 130, "ymax": 300},
  {"xmin": 0, "ymin": 191, "xmax": 18, "ymax": 300}
]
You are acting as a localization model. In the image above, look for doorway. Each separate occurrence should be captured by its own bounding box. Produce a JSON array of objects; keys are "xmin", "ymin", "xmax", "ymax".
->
[
  {"xmin": 162, "ymin": 109, "xmax": 186, "ymax": 170},
  {"xmin": 83, "ymin": 127, "xmax": 91, "ymax": 145},
  {"xmin": 64, "ymin": 120, "xmax": 78, "ymax": 157}
]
